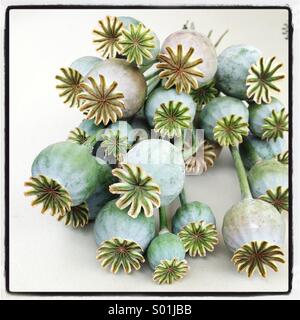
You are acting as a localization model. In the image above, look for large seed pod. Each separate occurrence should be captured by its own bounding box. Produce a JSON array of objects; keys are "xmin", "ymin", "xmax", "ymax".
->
[
  {"xmin": 248, "ymin": 159, "xmax": 288, "ymax": 212},
  {"xmin": 160, "ymin": 30, "xmax": 217, "ymax": 86},
  {"xmin": 215, "ymin": 45, "xmax": 261, "ymax": 100},
  {"xmin": 222, "ymin": 198, "xmax": 285, "ymax": 253},
  {"xmin": 126, "ymin": 139, "xmax": 185, "ymax": 206},
  {"xmin": 25, "ymin": 141, "xmax": 105, "ymax": 216},
  {"xmin": 94, "ymin": 200, "xmax": 156, "ymax": 274},
  {"xmin": 223, "ymin": 198, "xmax": 286, "ymax": 278},
  {"xmin": 199, "ymin": 96, "xmax": 249, "ymax": 146},
  {"xmin": 144, "ymin": 86, "xmax": 197, "ymax": 129},
  {"xmin": 147, "ymin": 231, "xmax": 188, "ymax": 284},
  {"xmin": 86, "ymin": 58, "xmax": 147, "ymax": 119},
  {"xmin": 239, "ymin": 134, "xmax": 286, "ymax": 171},
  {"xmin": 249, "ymin": 97, "xmax": 288, "ymax": 141}
]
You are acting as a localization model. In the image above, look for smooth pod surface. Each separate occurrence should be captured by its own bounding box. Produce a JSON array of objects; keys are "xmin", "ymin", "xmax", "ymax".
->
[
  {"xmin": 145, "ymin": 87, "xmax": 197, "ymax": 127},
  {"xmin": 126, "ymin": 139, "xmax": 185, "ymax": 206},
  {"xmin": 240, "ymin": 135, "xmax": 286, "ymax": 171},
  {"xmin": 248, "ymin": 159, "xmax": 288, "ymax": 198},
  {"xmin": 70, "ymin": 56, "xmax": 102, "ymax": 77},
  {"xmin": 199, "ymin": 96, "xmax": 249, "ymax": 141},
  {"xmin": 222, "ymin": 198, "xmax": 285, "ymax": 252},
  {"xmin": 104, "ymin": 120, "xmax": 135, "ymax": 144},
  {"xmin": 94, "ymin": 200, "xmax": 156, "ymax": 250},
  {"xmin": 172, "ymin": 201, "xmax": 216, "ymax": 235},
  {"xmin": 87, "ymin": 159, "xmax": 116, "ymax": 220},
  {"xmin": 249, "ymin": 97, "xmax": 284, "ymax": 137},
  {"xmin": 161, "ymin": 30, "xmax": 218, "ymax": 85},
  {"xmin": 216, "ymin": 45, "xmax": 261, "ymax": 100},
  {"xmin": 87, "ymin": 59, "xmax": 147, "ymax": 118},
  {"xmin": 31, "ymin": 141, "xmax": 103, "ymax": 206},
  {"xmin": 147, "ymin": 232, "xmax": 186, "ymax": 270}
]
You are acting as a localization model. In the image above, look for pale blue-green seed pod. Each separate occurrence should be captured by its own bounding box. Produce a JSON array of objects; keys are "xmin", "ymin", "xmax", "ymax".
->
[
  {"xmin": 145, "ymin": 87, "xmax": 197, "ymax": 127},
  {"xmin": 249, "ymin": 97, "xmax": 284, "ymax": 138},
  {"xmin": 126, "ymin": 139, "xmax": 185, "ymax": 206},
  {"xmin": 216, "ymin": 45, "xmax": 261, "ymax": 100},
  {"xmin": 172, "ymin": 201, "xmax": 216, "ymax": 235},
  {"xmin": 147, "ymin": 232, "xmax": 185, "ymax": 270},
  {"xmin": 31, "ymin": 141, "xmax": 104, "ymax": 206},
  {"xmin": 239, "ymin": 135, "xmax": 286, "ymax": 171},
  {"xmin": 247, "ymin": 159, "xmax": 288, "ymax": 198},
  {"xmin": 70, "ymin": 56, "xmax": 102, "ymax": 77},
  {"xmin": 199, "ymin": 96, "xmax": 248, "ymax": 142},
  {"xmin": 222, "ymin": 199, "xmax": 285, "ymax": 253},
  {"xmin": 94, "ymin": 200, "xmax": 156, "ymax": 250}
]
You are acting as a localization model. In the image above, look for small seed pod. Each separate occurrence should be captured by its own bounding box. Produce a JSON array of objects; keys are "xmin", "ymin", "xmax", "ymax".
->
[
  {"xmin": 94, "ymin": 200, "xmax": 156, "ymax": 274},
  {"xmin": 248, "ymin": 97, "xmax": 288, "ymax": 141},
  {"xmin": 145, "ymin": 87, "xmax": 197, "ymax": 138},
  {"xmin": 158, "ymin": 30, "xmax": 217, "ymax": 92},
  {"xmin": 248, "ymin": 159, "xmax": 288, "ymax": 213},
  {"xmin": 127, "ymin": 139, "xmax": 185, "ymax": 206},
  {"xmin": 239, "ymin": 134, "xmax": 286, "ymax": 171},
  {"xmin": 172, "ymin": 190, "xmax": 218, "ymax": 257},
  {"xmin": 222, "ymin": 198, "xmax": 285, "ymax": 277},
  {"xmin": 199, "ymin": 96, "xmax": 249, "ymax": 147},
  {"xmin": 147, "ymin": 229, "xmax": 189, "ymax": 285},
  {"xmin": 24, "ymin": 141, "xmax": 106, "ymax": 217},
  {"xmin": 216, "ymin": 45, "xmax": 262, "ymax": 100},
  {"xmin": 82, "ymin": 58, "xmax": 147, "ymax": 120}
]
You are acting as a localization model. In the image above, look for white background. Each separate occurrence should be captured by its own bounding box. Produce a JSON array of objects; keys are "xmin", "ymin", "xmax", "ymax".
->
[{"xmin": 1, "ymin": 1, "xmax": 299, "ymax": 299}]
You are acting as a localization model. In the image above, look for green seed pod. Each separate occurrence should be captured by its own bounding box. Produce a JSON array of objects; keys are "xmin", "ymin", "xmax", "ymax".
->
[
  {"xmin": 25, "ymin": 141, "xmax": 106, "ymax": 217},
  {"xmin": 249, "ymin": 97, "xmax": 288, "ymax": 141},
  {"xmin": 127, "ymin": 139, "xmax": 185, "ymax": 206},
  {"xmin": 147, "ymin": 231, "xmax": 189, "ymax": 285},
  {"xmin": 94, "ymin": 200, "xmax": 156, "ymax": 274},
  {"xmin": 199, "ymin": 96, "xmax": 249, "ymax": 146},
  {"xmin": 239, "ymin": 134, "xmax": 286, "ymax": 171},
  {"xmin": 248, "ymin": 159, "xmax": 288, "ymax": 213},
  {"xmin": 216, "ymin": 45, "xmax": 261, "ymax": 100},
  {"xmin": 172, "ymin": 200, "xmax": 218, "ymax": 257}
]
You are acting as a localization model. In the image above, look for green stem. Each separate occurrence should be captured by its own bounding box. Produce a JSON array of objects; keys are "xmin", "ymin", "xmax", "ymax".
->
[
  {"xmin": 179, "ymin": 188, "xmax": 187, "ymax": 206},
  {"xmin": 230, "ymin": 146, "xmax": 253, "ymax": 200},
  {"xmin": 159, "ymin": 206, "xmax": 169, "ymax": 233}
]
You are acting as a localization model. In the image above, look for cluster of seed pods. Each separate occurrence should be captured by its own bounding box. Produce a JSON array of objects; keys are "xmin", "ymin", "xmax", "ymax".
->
[{"xmin": 25, "ymin": 16, "xmax": 288, "ymax": 284}]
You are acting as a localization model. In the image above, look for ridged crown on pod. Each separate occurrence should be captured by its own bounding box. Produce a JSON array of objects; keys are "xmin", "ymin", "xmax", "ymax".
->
[
  {"xmin": 86, "ymin": 59, "xmax": 147, "ymax": 119},
  {"xmin": 199, "ymin": 96, "xmax": 249, "ymax": 144},
  {"xmin": 160, "ymin": 30, "xmax": 217, "ymax": 87},
  {"xmin": 126, "ymin": 139, "xmax": 185, "ymax": 206}
]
